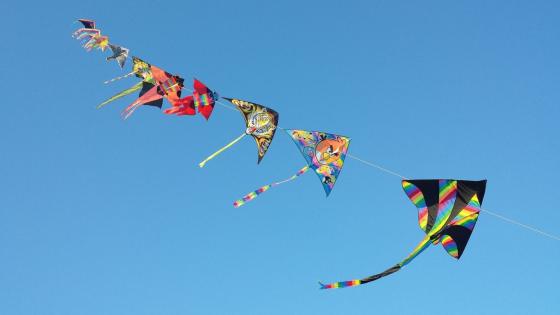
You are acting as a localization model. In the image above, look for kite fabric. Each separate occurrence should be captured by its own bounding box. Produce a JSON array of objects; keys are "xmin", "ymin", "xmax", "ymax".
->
[
  {"xmin": 106, "ymin": 44, "xmax": 129, "ymax": 68},
  {"xmin": 320, "ymin": 179, "xmax": 487, "ymax": 289},
  {"xmin": 194, "ymin": 79, "xmax": 219, "ymax": 120},
  {"xmin": 287, "ymin": 129, "xmax": 350, "ymax": 196},
  {"xmin": 163, "ymin": 79, "xmax": 218, "ymax": 118},
  {"xmin": 72, "ymin": 19, "xmax": 109, "ymax": 52},
  {"xmin": 233, "ymin": 129, "xmax": 350, "ymax": 207},
  {"xmin": 198, "ymin": 98, "xmax": 279, "ymax": 168},
  {"xmin": 122, "ymin": 65, "xmax": 185, "ymax": 119}
]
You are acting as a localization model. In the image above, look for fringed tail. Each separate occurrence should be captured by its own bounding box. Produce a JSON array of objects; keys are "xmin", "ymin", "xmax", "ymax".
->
[
  {"xmin": 199, "ymin": 133, "xmax": 247, "ymax": 168},
  {"xmin": 97, "ymin": 82, "xmax": 143, "ymax": 109},
  {"xmin": 121, "ymin": 86, "xmax": 162, "ymax": 120},
  {"xmin": 233, "ymin": 165, "xmax": 310, "ymax": 207}
]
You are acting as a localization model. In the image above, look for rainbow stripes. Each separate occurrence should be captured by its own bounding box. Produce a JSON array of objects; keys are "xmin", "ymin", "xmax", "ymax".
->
[
  {"xmin": 194, "ymin": 93, "xmax": 211, "ymax": 107},
  {"xmin": 320, "ymin": 280, "xmax": 361, "ymax": 289},
  {"xmin": 440, "ymin": 235, "xmax": 459, "ymax": 258},
  {"xmin": 233, "ymin": 185, "xmax": 272, "ymax": 207},
  {"xmin": 449, "ymin": 194, "xmax": 480, "ymax": 231},
  {"xmin": 233, "ymin": 166, "xmax": 310, "ymax": 207},
  {"xmin": 402, "ymin": 181, "xmax": 428, "ymax": 232},
  {"xmin": 431, "ymin": 180, "xmax": 458, "ymax": 234}
]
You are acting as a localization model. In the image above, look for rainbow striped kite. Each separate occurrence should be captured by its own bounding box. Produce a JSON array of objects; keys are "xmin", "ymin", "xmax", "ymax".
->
[{"xmin": 321, "ymin": 179, "xmax": 487, "ymax": 289}]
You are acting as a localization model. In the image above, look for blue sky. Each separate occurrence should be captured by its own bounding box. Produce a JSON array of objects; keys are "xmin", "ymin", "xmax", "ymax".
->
[{"xmin": 1, "ymin": 1, "xmax": 559, "ymax": 314}]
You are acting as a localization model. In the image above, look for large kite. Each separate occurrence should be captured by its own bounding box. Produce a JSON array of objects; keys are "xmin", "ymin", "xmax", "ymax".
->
[
  {"xmin": 320, "ymin": 179, "xmax": 487, "ymax": 289},
  {"xmin": 198, "ymin": 98, "xmax": 279, "ymax": 167},
  {"xmin": 234, "ymin": 130, "xmax": 350, "ymax": 207}
]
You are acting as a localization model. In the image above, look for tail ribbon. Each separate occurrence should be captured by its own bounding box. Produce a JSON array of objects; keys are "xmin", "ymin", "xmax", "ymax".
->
[
  {"xmin": 320, "ymin": 235, "xmax": 432, "ymax": 289},
  {"xmin": 233, "ymin": 165, "xmax": 310, "ymax": 207},
  {"xmin": 199, "ymin": 133, "xmax": 247, "ymax": 168}
]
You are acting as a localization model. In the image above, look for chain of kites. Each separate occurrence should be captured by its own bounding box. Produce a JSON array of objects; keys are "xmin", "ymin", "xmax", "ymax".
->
[{"xmin": 73, "ymin": 19, "xmax": 560, "ymax": 290}]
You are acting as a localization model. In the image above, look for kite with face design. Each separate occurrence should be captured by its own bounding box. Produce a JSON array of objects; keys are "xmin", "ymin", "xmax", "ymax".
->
[
  {"xmin": 198, "ymin": 98, "xmax": 279, "ymax": 168},
  {"xmin": 233, "ymin": 129, "xmax": 350, "ymax": 207}
]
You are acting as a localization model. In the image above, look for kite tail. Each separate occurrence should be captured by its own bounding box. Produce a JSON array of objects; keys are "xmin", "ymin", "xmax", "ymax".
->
[
  {"xmin": 104, "ymin": 71, "xmax": 135, "ymax": 84},
  {"xmin": 97, "ymin": 81, "xmax": 143, "ymax": 109},
  {"xmin": 199, "ymin": 133, "xmax": 247, "ymax": 168},
  {"xmin": 233, "ymin": 165, "xmax": 310, "ymax": 207},
  {"xmin": 320, "ymin": 236, "xmax": 432, "ymax": 290},
  {"xmin": 121, "ymin": 102, "xmax": 142, "ymax": 120}
]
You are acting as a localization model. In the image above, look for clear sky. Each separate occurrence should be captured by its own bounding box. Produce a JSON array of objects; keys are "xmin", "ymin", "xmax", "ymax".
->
[{"xmin": 1, "ymin": 1, "xmax": 559, "ymax": 314}]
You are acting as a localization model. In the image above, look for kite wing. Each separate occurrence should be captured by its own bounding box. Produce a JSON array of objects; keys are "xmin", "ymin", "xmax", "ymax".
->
[
  {"xmin": 151, "ymin": 65, "xmax": 184, "ymax": 103},
  {"xmin": 321, "ymin": 179, "xmax": 486, "ymax": 289},
  {"xmin": 106, "ymin": 44, "xmax": 129, "ymax": 68},
  {"xmin": 402, "ymin": 179, "xmax": 486, "ymax": 255},
  {"xmin": 438, "ymin": 180, "xmax": 486, "ymax": 258},
  {"xmin": 138, "ymin": 82, "xmax": 164, "ymax": 108},
  {"xmin": 224, "ymin": 98, "xmax": 279, "ymax": 163},
  {"xmin": 78, "ymin": 19, "xmax": 96, "ymax": 29},
  {"xmin": 193, "ymin": 79, "xmax": 218, "ymax": 120},
  {"xmin": 122, "ymin": 84, "xmax": 163, "ymax": 119},
  {"xmin": 164, "ymin": 96, "xmax": 195, "ymax": 116},
  {"xmin": 286, "ymin": 129, "xmax": 350, "ymax": 196}
]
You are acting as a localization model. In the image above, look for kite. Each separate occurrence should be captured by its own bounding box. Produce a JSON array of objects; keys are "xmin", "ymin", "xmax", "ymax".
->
[
  {"xmin": 163, "ymin": 79, "xmax": 219, "ymax": 118},
  {"xmin": 320, "ymin": 179, "xmax": 487, "ymax": 289},
  {"xmin": 106, "ymin": 44, "xmax": 129, "ymax": 68},
  {"xmin": 193, "ymin": 79, "xmax": 219, "ymax": 120},
  {"xmin": 97, "ymin": 57, "xmax": 189, "ymax": 119},
  {"xmin": 72, "ymin": 19, "xmax": 109, "ymax": 52},
  {"xmin": 121, "ymin": 65, "xmax": 185, "ymax": 119},
  {"xmin": 233, "ymin": 130, "xmax": 350, "ymax": 207},
  {"xmin": 198, "ymin": 98, "xmax": 279, "ymax": 167}
]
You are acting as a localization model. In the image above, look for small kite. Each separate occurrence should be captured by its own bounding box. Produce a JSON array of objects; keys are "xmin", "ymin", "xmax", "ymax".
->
[
  {"xmin": 121, "ymin": 65, "xmax": 185, "ymax": 119},
  {"xmin": 233, "ymin": 130, "xmax": 350, "ymax": 207},
  {"xmin": 163, "ymin": 79, "xmax": 219, "ymax": 119},
  {"xmin": 198, "ymin": 98, "xmax": 279, "ymax": 167},
  {"xmin": 320, "ymin": 179, "xmax": 487, "ymax": 289},
  {"xmin": 72, "ymin": 19, "xmax": 109, "ymax": 52},
  {"xmin": 193, "ymin": 79, "xmax": 219, "ymax": 120},
  {"xmin": 106, "ymin": 44, "xmax": 129, "ymax": 68}
]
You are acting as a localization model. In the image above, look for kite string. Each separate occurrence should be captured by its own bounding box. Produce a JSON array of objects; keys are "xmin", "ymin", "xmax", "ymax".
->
[
  {"xmin": 346, "ymin": 153, "xmax": 560, "ymax": 242},
  {"xmin": 218, "ymin": 106, "xmax": 560, "ymax": 241},
  {"xmin": 346, "ymin": 154, "xmax": 408, "ymax": 180},
  {"xmin": 478, "ymin": 207, "xmax": 560, "ymax": 241}
]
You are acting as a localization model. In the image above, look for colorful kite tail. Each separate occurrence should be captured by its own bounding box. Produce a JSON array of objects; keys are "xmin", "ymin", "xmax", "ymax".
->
[
  {"xmin": 104, "ymin": 71, "xmax": 135, "ymax": 84},
  {"xmin": 233, "ymin": 165, "xmax": 310, "ymax": 207},
  {"xmin": 121, "ymin": 102, "xmax": 142, "ymax": 120},
  {"xmin": 319, "ymin": 280, "xmax": 362, "ymax": 290},
  {"xmin": 97, "ymin": 81, "xmax": 143, "ymax": 109},
  {"xmin": 320, "ymin": 236, "xmax": 432, "ymax": 290},
  {"xmin": 198, "ymin": 133, "xmax": 247, "ymax": 168}
]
